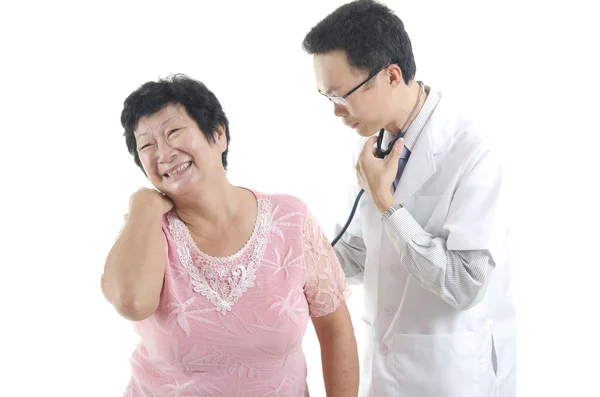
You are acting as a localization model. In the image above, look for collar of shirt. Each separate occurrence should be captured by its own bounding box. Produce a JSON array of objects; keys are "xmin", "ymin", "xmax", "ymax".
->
[{"xmin": 382, "ymin": 86, "xmax": 442, "ymax": 152}]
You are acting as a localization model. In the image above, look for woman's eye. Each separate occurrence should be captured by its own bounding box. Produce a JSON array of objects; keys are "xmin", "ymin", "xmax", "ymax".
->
[
  {"xmin": 169, "ymin": 128, "xmax": 181, "ymax": 136},
  {"xmin": 139, "ymin": 144, "xmax": 151, "ymax": 151}
]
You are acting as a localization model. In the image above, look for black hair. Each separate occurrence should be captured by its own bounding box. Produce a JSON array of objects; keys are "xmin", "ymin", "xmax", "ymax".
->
[
  {"xmin": 302, "ymin": 0, "xmax": 416, "ymax": 84},
  {"xmin": 121, "ymin": 73, "xmax": 230, "ymax": 174}
]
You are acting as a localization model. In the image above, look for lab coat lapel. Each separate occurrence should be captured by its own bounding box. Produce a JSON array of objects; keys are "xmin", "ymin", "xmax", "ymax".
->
[{"xmin": 394, "ymin": 124, "xmax": 436, "ymax": 204}]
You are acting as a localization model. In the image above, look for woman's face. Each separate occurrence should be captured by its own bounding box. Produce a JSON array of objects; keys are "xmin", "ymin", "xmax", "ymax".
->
[{"xmin": 134, "ymin": 104, "xmax": 227, "ymax": 198}]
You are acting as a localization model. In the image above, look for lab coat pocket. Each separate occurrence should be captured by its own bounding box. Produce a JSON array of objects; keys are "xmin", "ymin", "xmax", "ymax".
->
[
  {"xmin": 411, "ymin": 195, "xmax": 442, "ymax": 229},
  {"xmin": 393, "ymin": 333, "xmax": 480, "ymax": 397}
]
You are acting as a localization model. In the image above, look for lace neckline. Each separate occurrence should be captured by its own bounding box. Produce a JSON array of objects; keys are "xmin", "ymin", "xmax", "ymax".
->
[
  {"xmin": 167, "ymin": 197, "xmax": 272, "ymax": 314},
  {"xmin": 171, "ymin": 204, "xmax": 260, "ymax": 262},
  {"xmin": 169, "ymin": 188, "xmax": 263, "ymax": 261}
]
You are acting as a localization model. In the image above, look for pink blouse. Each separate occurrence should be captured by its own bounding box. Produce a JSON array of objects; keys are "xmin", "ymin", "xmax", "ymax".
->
[{"xmin": 124, "ymin": 190, "xmax": 351, "ymax": 396}]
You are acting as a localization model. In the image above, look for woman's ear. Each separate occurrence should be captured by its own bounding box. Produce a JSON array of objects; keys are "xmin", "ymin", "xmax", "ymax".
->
[{"xmin": 214, "ymin": 124, "xmax": 228, "ymax": 153}]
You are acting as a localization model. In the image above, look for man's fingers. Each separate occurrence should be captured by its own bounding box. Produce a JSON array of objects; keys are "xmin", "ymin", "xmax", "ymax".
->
[
  {"xmin": 385, "ymin": 138, "xmax": 405, "ymax": 165},
  {"xmin": 361, "ymin": 135, "xmax": 379, "ymax": 157}
]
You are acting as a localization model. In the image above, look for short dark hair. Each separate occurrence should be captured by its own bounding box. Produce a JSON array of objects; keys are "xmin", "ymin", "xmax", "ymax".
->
[
  {"xmin": 121, "ymin": 74, "xmax": 230, "ymax": 174},
  {"xmin": 302, "ymin": 0, "xmax": 416, "ymax": 84}
]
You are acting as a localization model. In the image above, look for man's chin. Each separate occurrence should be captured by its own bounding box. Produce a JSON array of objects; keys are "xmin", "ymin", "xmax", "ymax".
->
[{"xmin": 356, "ymin": 125, "xmax": 381, "ymax": 137}]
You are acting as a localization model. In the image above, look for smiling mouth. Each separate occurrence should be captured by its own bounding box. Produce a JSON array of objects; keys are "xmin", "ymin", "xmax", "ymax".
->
[{"xmin": 164, "ymin": 161, "xmax": 191, "ymax": 178}]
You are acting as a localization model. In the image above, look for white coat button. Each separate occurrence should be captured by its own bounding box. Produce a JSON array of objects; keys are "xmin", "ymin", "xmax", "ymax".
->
[
  {"xmin": 384, "ymin": 306, "xmax": 394, "ymax": 315},
  {"xmin": 378, "ymin": 344, "xmax": 388, "ymax": 355},
  {"xmin": 390, "ymin": 265, "xmax": 400, "ymax": 274}
]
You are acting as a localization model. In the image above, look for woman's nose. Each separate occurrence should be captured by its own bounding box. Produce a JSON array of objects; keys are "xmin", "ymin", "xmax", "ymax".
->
[{"xmin": 157, "ymin": 140, "xmax": 176, "ymax": 164}]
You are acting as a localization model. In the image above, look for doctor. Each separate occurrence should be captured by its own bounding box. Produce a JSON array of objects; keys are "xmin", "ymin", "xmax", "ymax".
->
[{"xmin": 302, "ymin": 1, "xmax": 516, "ymax": 396}]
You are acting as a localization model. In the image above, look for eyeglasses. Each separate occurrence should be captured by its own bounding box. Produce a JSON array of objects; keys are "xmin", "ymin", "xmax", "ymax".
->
[{"xmin": 319, "ymin": 63, "xmax": 391, "ymax": 106}]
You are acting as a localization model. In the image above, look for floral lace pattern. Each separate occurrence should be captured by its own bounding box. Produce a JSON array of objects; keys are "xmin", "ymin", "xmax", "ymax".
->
[
  {"xmin": 303, "ymin": 210, "xmax": 352, "ymax": 317},
  {"xmin": 167, "ymin": 198, "xmax": 272, "ymax": 315}
]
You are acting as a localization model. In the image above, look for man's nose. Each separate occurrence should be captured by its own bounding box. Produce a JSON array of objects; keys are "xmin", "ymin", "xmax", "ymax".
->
[{"xmin": 333, "ymin": 102, "xmax": 348, "ymax": 117}]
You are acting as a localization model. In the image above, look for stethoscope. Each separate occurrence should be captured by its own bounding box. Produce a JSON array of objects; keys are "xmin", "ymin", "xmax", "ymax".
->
[{"xmin": 331, "ymin": 81, "xmax": 425, "ymax": 247}]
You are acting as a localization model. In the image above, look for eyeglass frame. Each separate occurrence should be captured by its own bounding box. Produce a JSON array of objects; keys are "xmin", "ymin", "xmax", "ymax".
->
[{"xmin": 319, "ymin": 62, "xmax": 393, "ymax": 105}]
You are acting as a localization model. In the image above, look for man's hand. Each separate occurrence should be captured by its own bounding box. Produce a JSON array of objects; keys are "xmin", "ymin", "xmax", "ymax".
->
[{"xmin": 356, "ymin": 135, "xmax": 404, "ymax": 213}]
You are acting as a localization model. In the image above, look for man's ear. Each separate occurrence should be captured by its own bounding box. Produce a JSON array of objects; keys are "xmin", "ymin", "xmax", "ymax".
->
[{"xmin": 387, "ymin": 64, "xmax": 404, "ymax": 88}]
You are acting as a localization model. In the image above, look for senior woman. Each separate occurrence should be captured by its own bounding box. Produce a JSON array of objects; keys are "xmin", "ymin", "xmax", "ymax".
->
[{"xmin": 101, "ymin": 74, "xmax": 359, "ymax": 397}]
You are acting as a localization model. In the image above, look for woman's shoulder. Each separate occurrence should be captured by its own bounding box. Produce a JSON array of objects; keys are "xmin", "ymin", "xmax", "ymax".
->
[{"xmin": 247, "ymin": 188, "xmax": 308, "ymax": 217}]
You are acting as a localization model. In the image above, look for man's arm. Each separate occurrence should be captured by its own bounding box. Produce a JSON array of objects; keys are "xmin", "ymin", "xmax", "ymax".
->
[
  {"xmin": 377, "ymin": 141, "xmax": 505, "ymax": 310},
  {"xmin": 333, "ymin": 225, "xmax": 366, "ymax": 285},
  {"xmin": 333, "ymin": 137, "xmax": 370, "ymax": 284},
  {"xmin": 358, "ymin": 133, "xmax": 506, "ymax": 310},
  {"xmin": 383, "ymin": 208, "xmax": 495, "ymax": 310}
]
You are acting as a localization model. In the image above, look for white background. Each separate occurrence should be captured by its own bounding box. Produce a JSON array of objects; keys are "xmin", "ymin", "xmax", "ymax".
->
[{"xmin": 1, "ymin": 0, "xmax": 598, "ymax": 396}]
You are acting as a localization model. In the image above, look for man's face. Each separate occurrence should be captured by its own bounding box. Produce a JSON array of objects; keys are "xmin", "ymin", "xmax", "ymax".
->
[{"xmin": 313, "ymin": 50, "xmax": 393, "ymax": 137}]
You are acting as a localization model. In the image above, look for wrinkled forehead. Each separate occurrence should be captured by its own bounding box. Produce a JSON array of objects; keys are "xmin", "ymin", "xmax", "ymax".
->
[
  {"xmin": 313, "ymin": 51, "xmax": 366, "ymax": 95},
  {"xmin": 134, "ymin": 104, "xmax": 186, "ymax": 138}
]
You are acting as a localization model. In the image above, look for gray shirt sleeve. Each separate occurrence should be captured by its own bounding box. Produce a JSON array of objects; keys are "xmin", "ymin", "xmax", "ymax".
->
[
  {"xmin": 333, "ymin": 223, "xmax": 367, "ymax": 285},
  {"xmin": 383, "ymin": 208, "xmax": 495, "ymax": 310}
]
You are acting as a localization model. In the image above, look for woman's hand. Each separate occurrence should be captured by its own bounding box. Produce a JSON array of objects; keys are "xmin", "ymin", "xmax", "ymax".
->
[{"xmin": 125, "ymin": 188, "xmax": 173, "ymax": 220}]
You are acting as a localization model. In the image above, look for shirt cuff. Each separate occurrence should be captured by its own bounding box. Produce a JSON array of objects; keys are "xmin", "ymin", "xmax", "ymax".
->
[{"xmin": 382, "ymin": 207, "xmax": 424, "ymax": 245}]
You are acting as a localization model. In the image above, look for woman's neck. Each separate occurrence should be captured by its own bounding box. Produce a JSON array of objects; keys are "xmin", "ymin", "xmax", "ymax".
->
[{"xmin": 173, "ymin": 179, "xmax": 240, "ymax": 229}]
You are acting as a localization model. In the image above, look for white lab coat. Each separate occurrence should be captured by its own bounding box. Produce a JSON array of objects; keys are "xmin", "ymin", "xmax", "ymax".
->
[{"xmin": 344, "ymin": 91, "xmax": 516, "ymax": 397}]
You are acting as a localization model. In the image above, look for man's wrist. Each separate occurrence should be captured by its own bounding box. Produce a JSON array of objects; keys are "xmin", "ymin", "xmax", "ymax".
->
[
  {"xmin": 374, "ymin": 192, "xmax": 397, "ymax": 214},
  {"xmin": 382, "ymin": 203, "xmax": 403, "ymax": 223}
]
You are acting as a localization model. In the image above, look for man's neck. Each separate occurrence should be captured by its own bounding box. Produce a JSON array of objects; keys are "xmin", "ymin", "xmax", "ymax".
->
[{"xmin": 385, "ymin": 81, "xmax": 428, "ymax": 137}]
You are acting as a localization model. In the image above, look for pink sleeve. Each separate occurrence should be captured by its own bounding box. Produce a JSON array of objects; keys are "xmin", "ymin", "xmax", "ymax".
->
[
  {"xmin": 303, "ymin": 210, "xmax": 352, "ymax": 317},
  {"xmin": 161, "ymin": 219, "xmax": 171, "ymax": 262}
]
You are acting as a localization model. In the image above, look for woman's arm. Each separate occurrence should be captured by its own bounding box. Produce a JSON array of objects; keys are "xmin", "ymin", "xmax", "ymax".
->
[
  {"xmin": 303, "ymin": 206, "xmax": 359, "ymax": 396},
  {"xmin": 312, "ymin": 302, "xmax": 359, "ymax": 396},
  {"xmin": 101, "ymin": 189, "xmax": 171, "ymax": 321}
]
